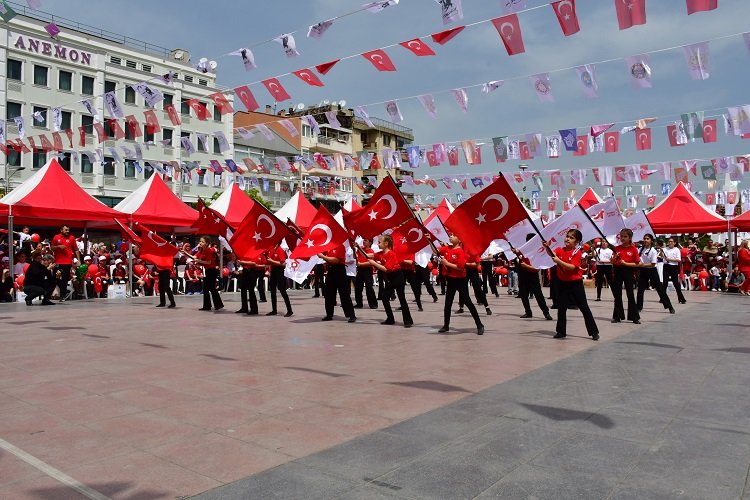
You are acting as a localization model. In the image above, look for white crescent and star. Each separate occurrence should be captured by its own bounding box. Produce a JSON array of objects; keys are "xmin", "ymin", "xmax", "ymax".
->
[
  {"xmin": 499, "ymin": 22, "xmax": 515, "ymax": 40},
  {"xmin": 477, "ymin": 194, "xmax": 509, "ymax": 225},
  {"xmin": 407, "ymin": 40, "xmax": 423, "ymax": 51},
  {"xmin": 407, "ymin": 228, "xmax": 423, "ymax": 243},
  {"xmin": 557, "ymin": 0, "xmax": 574, "ymax": 19},
  {"xmin": 638, "ymin": 132, "xmax": 649, "ymax": 145},
  {"xmin": 147, "ymin": 231, "xmax": 167, "ymax": 247},
  {"xmin": 370, "ymin": 53, "xmax": 384, "ymax": 65},
  {"xmin": 704, "ymin": 124, "xmax": 714, "ymax": 137},
  {"xmin": 369, "ymin": 195, "xmax": 398, "ymax": 220},
  {"xmin": 255, "ymin": 214, "xmax": 276, "ymax": 242},
  {"xmin": 306, "ymin": 223, "xmax": 333, "ymax": 248}
]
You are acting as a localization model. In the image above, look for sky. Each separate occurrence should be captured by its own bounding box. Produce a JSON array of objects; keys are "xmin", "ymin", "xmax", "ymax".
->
[{"xmin": 24, "ymin": 0, "xmax": 750, "ymax": 206}]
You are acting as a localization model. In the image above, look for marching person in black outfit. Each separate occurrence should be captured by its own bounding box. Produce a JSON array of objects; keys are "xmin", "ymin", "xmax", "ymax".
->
[
  {"xmin": 636, "ymin": 233, "xmax": 675, "ymax": 314},
  {"xmin": 366, "ymin": 235, "xmax": 413, "ymax": 328},
  {"xmin": 515, "ymin": 234, "xmax": 553, "ymax": 320},
  {"xmin": 235, "ymin": 254, "xmax": 265, "ymax": 315},
  {"xmin": 354, "ymin": 238, "xmax": 378, "ymax": 309},
  {"xmin": 416, "ymin": 262, "xmax": 439, "ymax": 303},
  {"xmin": 481, "ymin": 251, "xmax": 500, "ymax": 298},
  {"xmin": 155, "ymin": 262, "xmax": 176, "ymax": 308},
  {"xmin": 318, "ymin": 243, "xmax": 356, "ymax": 323},
  {"xmin": 312, "ymin": 263, "xmax": 325, "ymax": 298},
  {"xmin": 593, "ymin": 239, "xmax": 614, "ymax": 301},
  {"xmin": 194, "ymin": 236, "xmax": 224, "ymax": 311},
  {"xmin": 438, "ymin": 234, "xmax": 484, "ymax": 335},
  {"xmin": 612, "ymin": 229, "xmax": 641, "ymax": 324},
  {"xmin": 266, "ymin": 244, "xmax": 293, "ymax": 317},
  {"xmin": 457, "ymin": 249, "xmax": 492, "ymax": 316}
]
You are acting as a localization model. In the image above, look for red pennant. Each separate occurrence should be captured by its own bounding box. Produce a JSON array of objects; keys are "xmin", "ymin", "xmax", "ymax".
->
[
  {"xmin": 614, "ymin": 0, "xmax": 646, "ymax": 30},
  {"xmin": 666, "ymin": 125, "xmax": 685, "ymax": 147},
  {"xmin": 38, "ymin": 134, "xmax": 54, "ymax": 152},
  {"xmin": 234, "ymin": 85, "xmax": 260, "ymax": 112},
  {"xmin": 635, "ymin": 128, "xmax": 652, "ymax": 150},
  {"xmin": 209, "ymin": 92, "xmax": 234, "ymax": 115},
  {"xmin": 426, "ymin": 150, "xmax": 439, "ymax": 167},
  {"xmin": 242, "ymin": 157, "xmax": 259, "ymax": 172},
  {"xmin": 551, "ymin": 0, "xmax": 580, "ymax": 36},
  {"xmin": 736, "ymin": 156, "xmax": 749, "ymax": 172},
  {"xmin": 315, "ymin": 59, "xmax": 340, "ymax": 75},
  {"xmin": 702, "ymin": 119, "xmax": 717, "ymax": 143},
  {"xmin": 615, "ymin": 166, "xmax": 626, "ymax": 182},
  {"xmin": 261, "ymin": 78, "xmax": 291, "ymax": 102},
  {"xmin": 292, "ymin": 68, "xmax": 325, "ymax": 87},
  {"xmin": 472, "ymin": 145, "xmax": 482, "ymax": 164},
  {"xmin": 125, "ymin": 115, "xmax": 142, "ymax": 138},
  {"xmin": 491, "ymin": 14, "xmax": 525, "ymax": 55},
  {"xmin": 0, "ymin": 144, "xmax": 8, "ymax": 156},
  {"xmin": 27, "ymin": 137, "xmax": 37, "ymax": 151},
  {"xmin": 187, "ymin": 99, "xmax": 211, "ymax": 120},
  {"xmin": 108, "ymin": 119, "xmax": 126, "ymax": 140},
  {"xmin": 448, "ymin": 148, "xmax": 459, "ymax": 166},
  {"xmin": 604, "ymin": 132, "xmax": 619, "ymax": 152},
  {"xmin": 399, "ymin": 38, "xmax": 436, "ymax": 56},
  {"xmin": 164, "ymin": 103, "xmax": 181, "ymax": 126},
  {"xmin": 64, "ymin": 128, "xmax": 73, "ymax": 148},
  {"xmin": 686, "ymin": 0, "xmax": 717, "ymax": 14},
  {"xmin": 78, "ymin": 126, "xmax": 86, "ymax": 147},
  {"xmin": 431, "ymin": 26, "xmax": 465, "ymax": 45},
  {"xmin": 639, "ymin": 164, "xmax": 651, "ymax": 180},
  {"xmin": 646, "ymin": 195, "xmax": 656, "ymax": 207},
  {"xmin": 143, "ymin": 109, "xmax": 161, "ymax": 134},
  {"xmin": 92, "ymin": 122, "xmax": 108, "ymax": 143},
  {"xmin": 519, "ymin": 141, "xmax": 531, "ymax": 160},
  {"xmin": 705, "ymin": 193, "xmax": 715, "ymax": 205},
  {"xmin": 573, "ymin": 135, "xmax": 588, "ymax": 156},
  {"xmin": 369, "ymin": 154, "xmax": 382, "ymax": 170},
  {"xmin": 52, "ymin": 132, "xmax": 63, "ymax": 151},
  {"xmin": 362, "ymin": 49, "xmax": 397, "ymax": 71}
]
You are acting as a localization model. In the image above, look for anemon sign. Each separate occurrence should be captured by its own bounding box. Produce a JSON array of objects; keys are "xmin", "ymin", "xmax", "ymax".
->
[{"xmin": 12, "ymin": 33, "xmax": 94, "ymax": 66}]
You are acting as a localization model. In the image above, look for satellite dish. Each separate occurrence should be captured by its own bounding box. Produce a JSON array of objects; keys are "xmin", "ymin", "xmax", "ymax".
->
[
  {"xmin": 199, "ymin": 57, "xmax": 208, "ymax": 64},
  {"xmin": 173, "ymin": 50, "xmax": 184, "ymax": 60},
  {"xmin": 296, "ymin": 103, "xmax": 305, "ymax": 111},
  {"xmin": 208, "ymin": 60, "xmax": 218, "ymax": 71},
  {"xmin": 338, "ymin": 100, "xmax": 347, "ymax": 107},
  {"xmin": 322, "ymin": 99, "xmax": 330, "ymax": 105}
]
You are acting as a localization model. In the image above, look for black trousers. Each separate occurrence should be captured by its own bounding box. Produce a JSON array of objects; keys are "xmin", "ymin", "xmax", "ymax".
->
[
  {"xmin": 662, "ymin": 265, "xmax": 686, "ymax": 303},
  {"xmin": 416, "ymin": 265, "xmax": 438, "ymax": 300},
  {"xmin": 556, "ymin": 280, "xmax": 598, "ymax": 336},
  {"xmin": 269, "ymin": 267, "xmax": 292, "ymax": 314},
  {"xmin": 324, "ymin": 265, "xmax": 355, "ymax": 319},
  {"xmin": 381, "ymin": 270, "xmax": 413, "ymax": 325},
  {"xmin": 595, "ymin": 264, "xmax": 613, "ymax": 299},
  {"xmin": 202, "ymin": 268, "xmax": 224, "ymax": 310},
  {"xmin": 549, "ymin": 269, "xmax": 559, "ymax": 306},
  {"xmin": 637, "ymin": 267, "xmax": 672, "ymax": 311},
  {"xmin": 313, "ymin": 264, "xmax": 325, "ymax": 296},
  {"xmin": 612, "ymin": 267, "xmax": 639, "ymax": 322},
  {"xmin": 443, "ymin": 276, "xmax": 482, "ymax": 329},
  {"xmin": 158, "ymin": 269, "xmax": 175, "ymax": 306},
  {"xmin": 24, "ymin": 283, "xmax": 53, "ymax": 302},
  {"xmin": 256, "ymin": 274, "xmax": 267, "ymax": 301},
  {"xmin": 481, "ymin": 260, "xmax": 499, "ymax": 296},
  {"xmin": 57, "ymin": 264, "xmax": 71, "ymax": 298},
  {"xmin": 354, "ymin": 267, "xmax": 378, "ymax": 308},
  {"xmin": 519, "ymin": 270, "xmax": 549, "ymax": 316},
  {"xmin": 239, "ymin": 269, "xmax": 258, "ymax": 313},
  {"xmin": 460, "ymin": 268, "xmax": 488, "ymax": 308},
  {"xmin": 404, "ymin": 269, "xmax": 422, "ymax": 310}
]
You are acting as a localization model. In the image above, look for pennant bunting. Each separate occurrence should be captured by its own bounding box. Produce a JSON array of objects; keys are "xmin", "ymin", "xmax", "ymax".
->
[
  {"xmin": 531, "ymin": 73, "xmax": 554, "ymax": 102},
  {"xmin": 615, "ymin": 0, "xmax": 647, "ymax": 30},
  {"xmin": 292, "ymin": 68, "xmax": 325, "ymax": 86},
  {"xmin": 683, "ymin": 42, "xmax": 710, "ymax": 80},
  {"xmin": 451, "ymin": 88, "xmax": 468, "ymax": 113},
  {"xmin": 492, "ymin": 14, "xmax": 525, "ymax": 55},
  {"xmin": 315, "ymin": 59, "xmax": 340, "ymax": 75},
  {"xmin": 626, "ymin": 54, "xmax": 652, "ymax": 88},
  {"xmin": 575, "ymin": 64, "xmax": 599, "ymax": 98},
  {"xmin": 209, "ymin": 92, "xmax": 234, "ymax": 115},
  {"xmin": 229, "ymin": 48, "xmax": 256, "ymax": 70},
  {"xmin": 261, "ymin": 78, "xmax": 291, "ymax": 102},
  {"xmin": 482, "ymin": 80, "xmax": 504, "ymax": 93},
  {"xmin": 131, "ymin": 82, "xmax": 163, "ymax": 107},
  {"xmin": 399, "ymin": 38, "xmax": 436, "ymax": 56},
  {"xmin": 362, "ymin": 49, "xmax": 397, "ymax": 71},
  {"xmin": 308, "ymin": 20, "xmax": 334, "ymax": 39},
  {"xmin": 384, "ymin": 100, "xmax": 403, "ymax": 122},
  {"xmin": 635, "ymin": 128, "xmax": 652, "ymax": 150},
  {"xmin": 686, "ymin": 0, "xmax": 718, "ymax": 14},
  {"xmin": 551, "ymin": 0, "xmax": 580, "ymax": 36},
  {"xmin": 431, "ymin": 25, "xmax": 465, "ymax": 44},
  {"xmin": 417, "ymin": 94, "xmax": 438, "ymax": 119},
  {"xmin": 234, "ymin": 85, "xmax": 260, "ymax": 112},
  {"xmin": 273, "ymin": 34, "xmax": 300, "ymax": 57}
]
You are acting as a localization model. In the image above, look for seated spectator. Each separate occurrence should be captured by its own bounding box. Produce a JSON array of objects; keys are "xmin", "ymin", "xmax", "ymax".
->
[
  {"xmin": 13, "ymin": 252, "xmax": 27, "ymax": 279},
  {"xmin": 726, "ymin": 267, "xmax": 745, "ymax": 294},
  {"xmin": 112, "ymin": 259, "xmax": 127, "ymax": 283},
  {"xmin": 1, "ymin": 268, "xmax": 13, "ymax": 302},
  {"xmin": 185, "ymin": 263, "xmax": 202, "ymax": 295}
]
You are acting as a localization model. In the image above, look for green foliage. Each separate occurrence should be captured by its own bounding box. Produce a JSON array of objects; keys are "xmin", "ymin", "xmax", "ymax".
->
[{"xmin": 246, "ymin": 188, "xmax": 273, "ymax": 210}]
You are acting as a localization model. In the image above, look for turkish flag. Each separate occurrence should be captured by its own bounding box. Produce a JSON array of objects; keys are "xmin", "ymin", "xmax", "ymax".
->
[
  {"xmin": 646, "ymin": 195, "xmax": 656, "ymax": 207},
  {"xmin": 164, "ymin": 104, "xmax": 181, "ymax": 126},
  {"xmin": 667, "ymin": 125, "xmax": 685, "ymax": 147},
  {"xmin": 315, "ymin": 59, "xmax": 340, "ymax": 75},
  {"xmin": 209, "ymin": 92, "xmax": 234, "ymax": 115},
  {"xmin": 551, "ymin": 0, "xmax": 580, "ymax": 36},
  {"xmin": 392, "ymin": 218, "xmax": 435, "ymax": 254},
  {"xmin": 135, "ymin": 223, "xmax": 179, "ymax": 269},
  {"xmin": 702, "ymin": 118, "xmax": 717, "ymax": 143},
  {"xmin": 736, "ymin": 156, "xmax": 749, "ymax": 172},
  {"xmin": 125, "ymin": 115, "xmax": 142, "ymax": 138},
  {"xmin": 143, "ymin": 109, "xmax": 161, "ymax": 134},
  {"xmin": 114, "ymin": 219, "xmax": 142, "ymax": 246},
  {"xmin": 261, "ymin": 78, "xmax": 291, "ymax": 102},
  {"xmin": 234, "ymin": 85, "xmax": 260, "ymax": 112},
  {"xmin": 362, "ymin": 49, "xmax": 397, "ymax": 71},
  {"xmin": 92, "ymin": 122, "xmax": 107, "ymax": 143},
  {"xmin": 604, "ymin": 132, "xmax": 619, "ymax": 152},
  {"xmin": 615, "ymin": 166, "xmax": 626, "ymax": 182},
  {"xmin": 343, "ymin": 176, "xmax": 414, "ymax": 239},
  {"xmin": 519, "ymin": 141, "xmax": 531, "ymax": 160},
  {"xmin": 614, "ymin": 0, "xmax": 646, "ymax": 30},
  {"xmin": 686, "ymin": 0, "xmax": 717, "ymax": 14},
  {"xmin": 290, "ymin": 206, "xmax": 350, "ymax": 260},
  {"xmin": 65, "ymin": 128, "xmax": 73, "ymax": 148},
  {"xmin": 399, "ymin": 38, "xmax": 436, "ymax": 56},
  {"xmin": 426, "ymin": 150, "xmax": 440, "ymax": 167},
  {"xmin": 39, "ymin": 134, "xmax": 54, "ymax": 152},
  {"xmin": 369, "ymin": 154, "xmax": 382, "ymax": 170},
  {"xmin": 491, "ymin": 14, "xmax": 525, "ymax": 55},
  {"xmin": 78, "ymin": 126, "xmax": 86, "ymax": 147},
  {"xmin": 52, "ymin": 132, "xmax": 64, "ymax": 151},
  {"xmin": 192, "ymin": 199, "xmax": 233, "ymax": 236},
  {"xmin": 292, "ymin": 68, "xmax": 325, "ymax": 87},
  {"xmin": 187, "ymin": 99, "xmax": 211, "ymax": 120},
  {"xmin": 444, "ymin": 176, "xmax": 528, "ymax": 256},
  {"xmin": 635, "ymin": 128, "xmax": 652, "ymax": 150},
  {"xmin": 573, "ymin": 135, "xmax": 588, "ymax": 156},
  {"xmin": 431, "ymin": 26, "xmax": 465, "ymax": 45},
  {"xmin": 230, "ymin": 201, "xmax": 291, "ymax": 260},
  {"xmin": 108, "ymin": 119, "xmax": 126, "ymax": 140}
]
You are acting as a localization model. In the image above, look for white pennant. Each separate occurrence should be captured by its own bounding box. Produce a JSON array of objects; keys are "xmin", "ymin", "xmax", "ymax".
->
[
  {"xmin": 229, "ymin": 48, "xmax": 257, "ymax": 70},
  {"xmin": 417, "ymin": 94, "xmax": 438, "ymax": 119},
  {"xmin": 451, "ymin": 88, "xmax": 468, "ymax": 113},
  {"xmin": 273, "ymin": 34, "xmax": 300, "ymax": 57}
]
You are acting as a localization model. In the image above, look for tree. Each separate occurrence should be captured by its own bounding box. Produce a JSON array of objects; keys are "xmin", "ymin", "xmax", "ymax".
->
[{"xmin": 246, "ymin": 188, "xmax": 272, "ymax": 210}]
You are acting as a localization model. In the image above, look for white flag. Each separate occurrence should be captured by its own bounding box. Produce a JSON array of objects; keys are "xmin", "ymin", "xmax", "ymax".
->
[
  {"xmin": 452, "ymin": 88, "xmax": 468, "ymax": 113},
  {"xmin": 482, "ymin": 80, "xmax": 503, "ymax": 93},
  {"xmin": 354, "ymin": 106, "xmax": 374, "ymax": 128},
  {"xmin": 626, "ymin": 55, "xmax": 652, "ymax": 89},
  {"xmin": 196, "ymin": 133, "xmax": 209, "ymax": 152},
  {"xmin": 274, "ymin": 34, "xmax": 300, "ymax": 57},
  {"xmin": 546, "ymin": 135, "xmax": 561, "ymax": 158},
  {"xmin": 586, "ymin": 198, "xmax": 625, "ymax": 238},
  {"xmin": 180, "ymin": 136, "xmax": 195, "ymax": 156},
  {"xmin": 104, "ymin": 91, "xmax": 124, "ymax": 119},
  {"xmin": 229, "ymin": 48, "xmax": 256, "ymax": 70},
  {"xmin": 727, "ymin": 106, "xmax": 750, "ymax": 135},
  {"xmin": 278, "ymin": 119, "xmax": 299, "ymax": 137},
  {"xmin": 624, "ymin": 210, "xmax": 653, "ymax": 242},
  {"xmin": 214, "ymin": 131, "xmax": 230, "ymax": 153},
  {"xmin": 255, "ymin": 123, "xmax": 275, "ymax": 140},
  {"xmin": 0, "ymin": 119, "xmax": 5, "ymax": 144},
  {"xmin": 385, "ymin": 101, "xmax": 403, "ymax": 122},
  {"xmin": 131, "ymin": 82, "xmax": 163, "ymax": 107},
  {"xmin": 81, "ymin": 99, "xmax": 99, "ymax": 121},
  {"xmin": 424, "ymin": 213, "xmax": 449, "ymax": 244},
  {"xmin": 575, "ymin": 64, "xmax": 598, "ymax": 98},
  {"xmin": 597, "ymin": 166, "xmax": 613, "ymax": 187},
  {"xmin": 285, "ymin": 256, "xmax": 322, "ymax": 284},
  {"xmin": 438, "ymin": 0, "xmax": 463, "ymax": 24},
  {"xmin": 236, "ymin": 127, "xmax": 254, "ymax": 140},
  {"xmin": 501, "ymin": 0, "xmax": 526, "ymax": 13},
  {"xmin": 683, "ymin": 42, "xmax": 710, "ymax": 80},
  {"xmin": 531, "ymin": 73, "xmax": 554, "ymax": 102},
  {"xmin": 13, "ymin": 116, "xmax": 25, "ymax": 139},
  {"xmin": 308, "ymin": 20, "xmax": 333, "ymax": 39},
  {"xmin": 302, "ymin": 115, "xmax": 320, "ymax": 135},
  {"xmin": 363, "ymin": 0, "xmax": 399, "ymax": 13},
  {"xmin": 324, "ymin": 111, "xmax": 341, "ymax": 128},
  {"xmin": 417, "ymin": 94, "xmax": 438, "ymax": 119},
  {"xmin": 505, "ymin": 217, "xmax": 541, "ymax": 250},
  {"xmin": 50, "ymin": 107, "xmax": 62, "ymax": 132}
]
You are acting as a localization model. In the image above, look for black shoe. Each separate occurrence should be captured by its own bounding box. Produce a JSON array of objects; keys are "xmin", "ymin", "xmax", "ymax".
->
[
  {"xmin": 199, "ymin": 307, "xmax": 212, "ymax": 311},
  {"xmin": 321, "ymin": 317, "xmax": 333, "ymax": 321},
  {"xmin": 544, "ymin": 313, "xmax": 553, "ymax": 321},
  {"xmin": 284, "ymin": 311, "xmax": 293, "ymax": 317},
  {"xmin": 395, "ymin": 306, "xmax": 402, "ymax": 311},
  {"xmin": 235, "ymin": 309, "xmax": 248, "ymax": 314},
  {"xmin": 679, "ymin": 300, "xmax": 687, "ymax": 304},
  {"xmin": 438, "ymin": 326, "xmax": 449, "ymax": 333},
  {"xmin": 168, "ymin": 304, "xmax": 176, "ymax": 308},
  {"xmin": 494, "ymin": 293, "xmax": 500, "ymax": 298},
  {"xmin": 353, "ymin": 305, "xmax": 363, "ymax": 309},
  {"xmin": 369, "ymin": 305, "xmax": 378, "ymax": 309},
  {"xmin": 611, "ymin": 318, "xmax": 621, "ymax": 323},
  {"xmin": 592, "ymin": 333, "xmax": 600, "ymax": 341},
  {"xmin": 520, "ymin": 313, "xmax": 532, "ymax": 319},
  {"xmin": 551, "ymin": 305, "xmax": 558, "ymax": 309},
  {"xmin": 25, "ymin": 298, "xmax": 33, "ymax": 306},
  {"xmin": 432, "ymin": 295, "xmax": 438, "ymax": 302},
  {"xmin": 553, "ymin": 333, "xmax": 567, "ymax": 339},
  {"xmin": 632, "ymin": 320, "xmax": 641, "ymax": 324},
  {"xmin": 595, "ymin": 298, "xmax": 601, "ymax": 301},
  {"xmin": 247, "ymin": 311, "xmax": 259, "ymax": 316},
  {"xmin": 381, "ymin": 319, "xmax": 395, "ymax": 325},
  {"xmin": 313, "ymin": 294, "xmax": 320, "ymax": 298},
  {"xmin": 455, "ymin": 308, "xmax": 464, "ymax": 314},
  {"xmin": 404, "ymin": 322, "xmax": 413, "ymax": 328},
  {"xmin": 266, "ymin": 311, "xmax": 277, "ymax": 316},
  {"xmin": 258, "ymin": 300, "xmax": 267, "ymax": 303},
  {"xmin": 476, "ymin": 326, "xmax": 484, "ymax": 335},
  {"xmin": 41, "ymin": 300, "xmax": 55, "ymax": 306},
  {"xmin": 156, "ymin": 304, "xmax": 165, "ymax": 308},
  {"xmin": 668, "ymin": 307, "xmax": 675, "ymax": 314},
  {"xmin": 485, "ymin": 307, "xmax": 492, "ymax": 316},
  {"xmin": 418, "ymin": 307, "xmax": 423, "ymax": 312},
  {"xmin": 347, "ymin": 316, "xmax": 357, "ymax": 323}
]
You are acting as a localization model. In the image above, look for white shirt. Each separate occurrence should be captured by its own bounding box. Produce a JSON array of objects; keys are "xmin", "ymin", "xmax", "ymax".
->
[
  {"xmin": 662, "ymin": 247, "xmax": 681, "ymax": 265},
  {"xmin": 639, "ymin": 247, "xmax": 658, "ymax": 266},
  {"xmin": 595, "ymin": 247, "xmax": 613, "ymax": 264}
]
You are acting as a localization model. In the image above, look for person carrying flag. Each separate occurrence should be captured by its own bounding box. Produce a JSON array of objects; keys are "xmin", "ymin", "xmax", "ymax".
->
[
  {"xmin": 438, "ymin": 234, "xmax": 484, "ymax": 335},
  {"xmin": 265, "ymin": 243, "xmax": 293, "ymax": 317},
  {"xmin": 366, "ymin": 235, "xmax": 413, "ymax": 328},
  {"xmin": 353, "ymin": 237, "xmax": 378, "ymax": 309},
  {"xmin": 612, "ymin": 228, "xmax": 640, "ymax": 324},
  {"xmin": 194, "ymin": 236, "xmax": 224, "ymax": 311},
  {"xmin": 515, "ymin": 234, "xmax": 553, "ymax": 321}
]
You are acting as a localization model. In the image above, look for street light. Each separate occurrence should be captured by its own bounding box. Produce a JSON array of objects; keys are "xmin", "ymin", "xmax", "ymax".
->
[{"xmin": 2, "ymin": 166, "xmax": 26, "ymax": 295}]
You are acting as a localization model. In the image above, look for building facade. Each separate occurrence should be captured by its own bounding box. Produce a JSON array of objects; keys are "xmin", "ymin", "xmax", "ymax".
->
[{"xmin": 1, "ymin": 3, "xmax": 234, "ymax": 205}]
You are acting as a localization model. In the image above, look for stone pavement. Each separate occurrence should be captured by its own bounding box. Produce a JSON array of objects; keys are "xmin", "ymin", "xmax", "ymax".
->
[{"xmin": 0, "ymin": 287, "xmax": 745, "ymax": 499}]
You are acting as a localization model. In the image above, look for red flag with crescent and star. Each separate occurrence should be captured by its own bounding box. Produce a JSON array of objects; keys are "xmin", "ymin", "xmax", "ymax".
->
[
  {"xmin": 290, "ymin": 206, "xmax": 350, "ymax": 260},
  {"xmin": 615, "ymin": 0, "xmax": 646, "ymax": 30},
  {"xmin": 343, "ymin": 176, "xmax": 414, "ymax": 239},
  {"xmin": 186, "ymin": 100, "xmax": 211, "ymax": 121},
  {"xmin": 444, "ymin": 175, "xmax": 528, "ymax": 256},
  {"xmin": 399, "ymin": 38, "xmax": 436, "ymax": 56},
  {"xmin": 635, "ymin": 128, "xmax": 652, "ymax": 150},
  {"xmin": 491, "ymin": 14, "xmax": 525, "ymax": 55},
  {"xmin": 229, "ymin": 202, "xmax": 291, "ymax": 260},
  {"xmin": 604, "ymin": 131, "xmax": 620, "ymax": 152},
  {"xmin": 135, "ymin": 223, "xmax": 179, "ymax": 269},
  {"xmin": 391, "ymin": 218, "xmax": 436, "ymax": 254},
  {"xmin": 702, "ymin": 119, "xmax": 717, "ymax": 143},
  {"xmin": 361, "ymin": 49, "xmax": 397, "ymax": 71},
  {"xmin": 292, "ymin": 68, "xmax": 325, "ymax": 87},
  {"xmin": 233, "ymin": 85, "xmax": 260, "ymax": 112},
  {"xmin": 192, "ymin": 199, "xmax": 233, "ymax": 237},
  {"xmin": 551, "ymin": 0, "xmax": 580, "ymax": 36},
  {"xmin": 261, "ymin": 78, "xmax": 292, "ymax": 102},
  {"xmin": 114, "ymin": 218, "xmax": 142, "ymax": 245}
]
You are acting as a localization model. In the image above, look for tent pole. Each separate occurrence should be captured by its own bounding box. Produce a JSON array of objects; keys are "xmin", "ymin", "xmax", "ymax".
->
[
  {"xmin": 128, "ymin": 218, "xmax": 134, "ymax": 299},
  {"xmin": 727, "ymin": 215, "xmax": 733, "ymax": 273},
  {"xmin": 7, "ymin": 205, "xmax": 13, "ymax": 299}
]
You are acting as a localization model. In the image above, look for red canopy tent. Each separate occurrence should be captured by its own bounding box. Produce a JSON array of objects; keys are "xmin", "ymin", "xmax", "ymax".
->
[
  {"xmin": 274, "ymin": 190, "xmax": 317, "ymax": 229},
  {"xmin": 113, "ymin": 174, "xmax": 198, "ymax": 230},
  {"xmin": 0, "ymin": 158, "xmax": 121, "ymax": 225},
  {"xmin": 208, "ymin": 184, "xmax": 256, "ymax": 228},
  {"xmin": 730, "ymin": 209, "xmax": 750, "ymax": 232},
  {"xmin": 577, "ymin": 187, "xmax": 604, "ymax": 209},
  {"xmin": 647, "ymin": 182, "xmax": 728, "ymax": 234}
]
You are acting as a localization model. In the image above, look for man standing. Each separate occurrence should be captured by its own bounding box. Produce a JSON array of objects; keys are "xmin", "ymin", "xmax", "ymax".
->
[
  {"xmin": 319, "ymin": 243, "xmax": 356, "ymax": 323},
  {"xmin": 51, "ymin": 225, "xmax": 80, "ymax": 301}
]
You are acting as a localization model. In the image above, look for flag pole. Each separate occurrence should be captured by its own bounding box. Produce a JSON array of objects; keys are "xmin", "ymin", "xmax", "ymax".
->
[{"xmin": 578, "ymin": 204, "xmax": 608, "ymax": 240}]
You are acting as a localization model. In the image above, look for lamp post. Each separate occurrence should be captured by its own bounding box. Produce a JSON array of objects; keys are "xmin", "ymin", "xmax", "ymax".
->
[
  {"xmin": 518, "ymin": 164, "xmax": 529, "ymax": 208},
  {"xmin": 3, "ymin": 166, "xmax": 26, "ymax": 293}
]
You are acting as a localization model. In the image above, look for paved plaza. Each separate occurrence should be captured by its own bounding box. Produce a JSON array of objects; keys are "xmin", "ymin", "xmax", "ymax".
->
[{"xmin": 0, "ymin": 288, "xmax": 748, "ymax": 499}]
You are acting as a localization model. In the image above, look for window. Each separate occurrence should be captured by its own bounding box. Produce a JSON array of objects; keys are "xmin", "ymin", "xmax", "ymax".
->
[
  {"xmin": 7, "ymin": 59, "xmax": 22, "ymax": 81},
  {"xmin": 382, "ymin": 134, "xmax": 391, "ymax": 146},
  {"xmin": 162, "ymin": 128, "xmax": 173, "ymax": 144},
  {"xmin": 360, "ymin": 132, "xmax": 367, "ymax": 144},
  {"xmin": 32, "ymin": 106, "xmax": 47, "ymax": 128},
  {"xmin": 163, "ymin": 93, "xmax": 173, "ymax": 106},
  {"xmin": 110, "ymin": 56, "xmax": 121, "ymax": 65},
  {"xmin": 81, "ymin": 115, "xmax": 93, "ymax": 140},
  {"xmin": 142, "ymin": 64, "xmax": 151, "ymax": 73},
  {"xmin": 103, "ymin": 157, "xmax": 115, "ymax": 176},
  {"xmin": 58, "ymin": 70, "xmax": 72, "ymax": 91},
  {"xmin": 199, "ymin": 79, "xmax": 208, "ymax": 86},
  {"xmin": 184, "ymin": 75, "xmax": 193, "ymax": 83},
  {"xmin": 7, "ymin": 150, "xmax": 21, "ymax": 167},
  {"xmin": 59, "ymin": 152, "xmax": 72, "ymax": 171},
  {"xmin": 213, "ymin": 105, "xmax": 222, "ymax": 122},
  {"xmin": 33, "ymin": 65, "xmax": 48, "ymax": 86},
  {"xmin": 144, "ymin": 124, "xmax": 154, "ymax": 143},
  {"xmin": 81, "ymin": 75, "xmax": 94, "ymax": 95},
  {"xmin": 302, "ymin": 125, "xmax": 312, "ymax": 138},
  {"xmin": 213, "ymin": 137, "xmax": 220, "ymax": 154},
  {"xmin": 125, "ymin": 86, "xmax": 136, "ymax": 104},
  {"xmin": 180, "ymin": 100, "xmax": 190, "ymax": 115},
  {"xmin": 104, "ymin": 80, "xmax": 116, "ymax": 94},
  {"xmin": 124, "ymin": 121, "xmax": 135, "ymax": 141},
  {"xmin": 125, "ymin": 60, "xmax": 137, "ymax": 69},
  {"xmin": 6, "ymin": 102, "xmax": 21, "ymax": 121},
  {"xmin": 60, "ymin": 111, "xmax": 72, "ymax": 131},
  {"xmin": 104, "ymin": 120, "xmax": 115, "ymax": 137},
  {"xmin": 144, "ymin": 165, "xmax": 154, "ymax": 179},
  {"xmin": 32, "ymin": 151, "xmax": 47, "ymax": 169},
  {"xmin": 124, "ymin": 159, "xmax": 136, "ymax": 178},
  {"xmin": 81, "ymin": 154, "xmax": 93, "ymax": 174}
]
